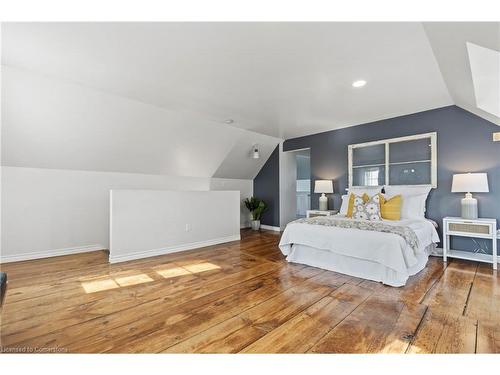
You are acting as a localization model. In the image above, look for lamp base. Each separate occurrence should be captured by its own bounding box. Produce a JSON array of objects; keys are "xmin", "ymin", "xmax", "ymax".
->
[
  {"xmin": 319, "ymin": 193, "xmax": 328, "ymax": 211},
  {"xmin": 461, "ymin": 193, "xmax": 478, "ymax": 219}
]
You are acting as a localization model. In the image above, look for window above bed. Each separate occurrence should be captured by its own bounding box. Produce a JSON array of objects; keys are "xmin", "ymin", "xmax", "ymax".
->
[{"xmin": 348, "ymin": 132, "xmax": 437, "ymax": 188}]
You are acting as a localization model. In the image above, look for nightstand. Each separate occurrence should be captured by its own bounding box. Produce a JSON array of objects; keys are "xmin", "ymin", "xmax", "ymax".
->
[
  {"xmin": 442, "ymin": 217, "xmax": 498, "ymax": 270},
  {"xmin": 306, "ymin": 210, "xmax": 338, "ymax": 218}
]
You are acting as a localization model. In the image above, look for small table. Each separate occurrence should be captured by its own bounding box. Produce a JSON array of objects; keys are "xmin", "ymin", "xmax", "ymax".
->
[
  {"xmin": 306, "ymin": 210, "xmax": 338, "ymax": 218},
  {"xmin": 442, "ymin": 217, "xmax": 498, "ymax": 270}
]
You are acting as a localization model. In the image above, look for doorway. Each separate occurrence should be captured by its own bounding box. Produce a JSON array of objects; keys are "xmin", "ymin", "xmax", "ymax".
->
[
  {"xmin": 279, "ymin": 146, "xmax": 311, "ymax": 230},
  {"xmin": 295, "ymin": 150, "xmax": 311, "ymax": 218}
]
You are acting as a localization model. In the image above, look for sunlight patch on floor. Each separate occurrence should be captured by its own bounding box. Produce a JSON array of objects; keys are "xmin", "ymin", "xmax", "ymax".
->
[
  {"xmin": 81, "ymin": 262, "xmax": 221, "ymax": 293},
  {"xmin": 155, "ymin": 266, "xmax": 191, "ymax": 279},
  {"xmin": 81, "ymin": 278, "xmax": 120, "ymax": 293},
  {"xmin": 155, "ymin": 262, "xmax": 221, "ymax": 279},
  {"xmin": 81, "ymin": 273, "xmax": 154, "ymax": 293},
  {"xmin": 183, "ymin": 262, "xmax": 221, "ymax": 273},
  {"xmin": 114, "ymin": 273, "xmax": 154, "ymax": 287}
]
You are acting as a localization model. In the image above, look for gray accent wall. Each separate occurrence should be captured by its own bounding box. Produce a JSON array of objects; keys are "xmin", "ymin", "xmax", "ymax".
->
[
  {"xmin": 255, "ymin": 106, "xmax": 500, "ymax": 251},
  {"xmin": 253, "ymin": 145, "xmax": 280, "ymax": 227}
]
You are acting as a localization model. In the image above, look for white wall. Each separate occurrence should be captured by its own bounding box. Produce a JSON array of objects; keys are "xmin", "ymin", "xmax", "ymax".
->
[
  {"xmin": 210, "ymin": 178, "xmax": 253, "ymax": 228},
  {"xmin": 0, "ymin": 166, "xmax": 252, "ymax": 262},
  {"xmin": 0, "ymin": 67, "xmax": 272, "ymax": 263},
  {"xmin": 0, "ymin": 166, "xmax": 208, "ymax": 262},
  {"xmin": 110, "ymin": 190, "xmax": 240, "ymax": 263}
]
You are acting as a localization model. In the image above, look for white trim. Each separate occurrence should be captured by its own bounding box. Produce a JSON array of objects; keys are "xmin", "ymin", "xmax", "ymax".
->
[
  {"xmin": 431, "ymin": 132, "xmax": 437, "ymax": 187},
  {"xmin": 349, "ymin": 132, "xmax": 437, "ymax": 148},
  {"xmin": 109, "ymin": 190, "xmax": 114, "ymax": 258},
  {"xmin": 389, "ymin": 160, "xmax": 432, "ymax": 165},
  {"xmin": 260, "ymin": 225, "xmax": 281, "ymax": 232},
  {"xmin": 348, "ymin": 145, "xmax": 353, "ymax": 190},
  {"xmin": 385, "ymin": 142, "xmax": 390, "ymax": 186},
  {"xmin": 282, "ymin": 147, "xmax": 311, "ymax": 153},
  {"xmin": 108, "ymin": 235, "xmax": 241, "ymax": 264},
  {"xmin": 430, "ymin": 247, "xmax": 443, "ymax": 256},
  {"xmin": 352, "ymin": 163, "xmax": 385, "ymax": 169},
  {"xmin": 0, "ymin": 244, "xmax": 106, "ymax": 263}
]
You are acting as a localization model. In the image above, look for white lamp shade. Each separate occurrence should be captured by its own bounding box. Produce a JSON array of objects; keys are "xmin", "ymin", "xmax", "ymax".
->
[
  {"xmin": 451, "ymin": 173, "xmax": 489, "ymax": 193},
  {"xmin": 314, "ymin": 180, "xmax": 333, "ymax": 194}
]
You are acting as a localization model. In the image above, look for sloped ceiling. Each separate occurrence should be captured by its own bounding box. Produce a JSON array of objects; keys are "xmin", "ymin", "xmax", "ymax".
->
[
  {"xmin": 1, "ymin": 66, "xmax": 280, "ymax": 179},
  {"xmin": 423, "ymin": 22, "xmax": 500, "ymax": 126},
  {"xmin": 1, "ymin": 22, "xmax": 498, "ymax": 180},
  {"xmin": 2, "ymin": 22, "xmax": 454, "ymax": 140},
  {"xmin": 212, "ymin": 134, "xmax": 280, "ymax": 180}
]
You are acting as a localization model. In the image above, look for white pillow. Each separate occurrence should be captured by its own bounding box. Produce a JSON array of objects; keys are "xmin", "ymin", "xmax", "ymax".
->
[
  {"xmin": 339, "ymin": 194, "xmax": 349, "ymax": 215},
  {"xmin": 384, "ymin": 185, "xmax": 432, "ymax": 197},
  {"xmin": 401, "ymin": 193, "xmax": 428, "ymax": 219},
  {"xmin": 384, "ymin": 185, "xmax": 432, "ymax": 219}
]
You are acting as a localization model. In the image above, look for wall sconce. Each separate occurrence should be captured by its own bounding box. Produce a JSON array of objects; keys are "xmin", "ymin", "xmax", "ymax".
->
[
  {"xmin": 252, "ymin": 144, "xmax": 260, "ymax": 159},
  {"xmin": 493, "ymin": 132, "xmax": 500, "ymax": 142}
]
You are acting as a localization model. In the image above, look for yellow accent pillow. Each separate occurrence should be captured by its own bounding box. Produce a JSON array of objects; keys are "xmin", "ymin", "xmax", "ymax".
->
[
  {"xmin": 346, "ymin": 193, "xmax": 370, "ymax": 218},
  {"xmin": 379, "ymin": 194, "xmax": 402, "ymax": 220}
]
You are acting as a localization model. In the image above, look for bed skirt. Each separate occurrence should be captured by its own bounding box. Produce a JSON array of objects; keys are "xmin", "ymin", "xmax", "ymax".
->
[{"xmin": 285, "ymin": 243, "xmax": 436, "ymax": 287}]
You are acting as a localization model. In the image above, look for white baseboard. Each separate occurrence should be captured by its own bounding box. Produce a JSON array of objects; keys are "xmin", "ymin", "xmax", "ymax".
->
[
  {"xmin": 0, "ymin": 244, "xmax": 106, "ymax": 263},
  {"xmin": 429, "ymin": 247, "xmax": 443, "ymax": 257},
  {"xmin": 429, "ymin": 247, "xmax": 443, "ymax": 256},
  {"xmin": 260, "ymin": 225, "xmax": 281, "ymax": 232},
  {"xmin": 109, "ymin": 234, "xmax": 241, "ymax": 264}
]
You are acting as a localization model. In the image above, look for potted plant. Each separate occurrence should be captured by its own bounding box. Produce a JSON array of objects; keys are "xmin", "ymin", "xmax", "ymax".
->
[{"xmin": 244, "ymin": 197, "xmax": 268, "ymax": 230}]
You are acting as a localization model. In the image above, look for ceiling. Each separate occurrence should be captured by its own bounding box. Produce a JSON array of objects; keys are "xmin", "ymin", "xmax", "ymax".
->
[
  {"xmin": 1, "ymin": 65, "xmax": 281, "ymax": 178},
  {"xmin": 4, "ymin": 21, "xmax": 487, "ymax": 140},
  {"xmin": 1, "ymin": 22, "xmax": 498, "ymax": 178}
]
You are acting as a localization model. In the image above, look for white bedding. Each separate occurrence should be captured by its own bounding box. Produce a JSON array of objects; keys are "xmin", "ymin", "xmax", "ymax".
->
[{"xmin": 279, "ymin": 215, "xmax": 440, "ymax": 287}]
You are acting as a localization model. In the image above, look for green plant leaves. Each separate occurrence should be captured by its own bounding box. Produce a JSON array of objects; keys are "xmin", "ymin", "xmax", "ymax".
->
[{"xmin": 244, "ymin": 197, "xmax": 268, "ymax": 220}]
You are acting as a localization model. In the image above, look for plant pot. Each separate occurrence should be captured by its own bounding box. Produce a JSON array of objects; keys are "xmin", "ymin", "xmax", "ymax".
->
[{"xmin": 251, "ymin": 220, "xmax": 261, "ymax": 230}]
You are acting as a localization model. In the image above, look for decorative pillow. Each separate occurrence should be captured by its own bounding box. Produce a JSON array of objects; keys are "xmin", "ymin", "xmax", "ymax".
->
[
  {"xmin": 352, "ymin": 194, "xmax": 382, "ymax": 221},
  {"xmin": 339, "ymin": 194, "xmax": 349, "ymax": 215},
  {"xmin": 346, "ymin": 193, "xmax": 369, "ymax": 218},
  {"xmin": 384, "ymin": 185, "xmax": 431, "ymax": 218},
  {"xmin": 378, "ymin": 193, "xmax": 402, "ymax": 220}
]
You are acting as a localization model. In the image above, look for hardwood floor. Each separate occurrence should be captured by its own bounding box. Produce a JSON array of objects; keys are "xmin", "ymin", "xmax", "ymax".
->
[{"xmin": 1, "ymin": 229, "xmax": 498, "ymax": 353}]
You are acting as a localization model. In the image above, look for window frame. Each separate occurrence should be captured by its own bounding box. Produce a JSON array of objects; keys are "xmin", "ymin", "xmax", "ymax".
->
[{"xmin": 348, "ymin": 132, "xmax": 437, "ymax": 189}]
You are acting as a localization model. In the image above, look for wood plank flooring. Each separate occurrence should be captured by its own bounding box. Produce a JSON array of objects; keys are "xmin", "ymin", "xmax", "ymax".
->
[{"xmin": 1, "ymin": 229, "xmax": 498, "ymax": 353}]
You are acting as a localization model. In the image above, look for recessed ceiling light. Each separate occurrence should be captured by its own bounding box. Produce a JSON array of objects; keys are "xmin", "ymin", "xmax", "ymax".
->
[
  {"xmin": 352, "ymin": 80, "xmax": 367, "ymax": 88},
  {"xmin": 224, "ymin": 119, "xmax": 234, "ymax": 124}
]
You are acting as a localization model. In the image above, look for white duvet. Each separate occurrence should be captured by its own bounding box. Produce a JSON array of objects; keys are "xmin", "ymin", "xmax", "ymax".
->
[{"xmin": 279, "ymin": 216, "xmax": 440, "ymax": 277}]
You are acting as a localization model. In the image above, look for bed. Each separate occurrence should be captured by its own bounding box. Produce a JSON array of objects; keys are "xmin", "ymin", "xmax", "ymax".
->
[{"xmin": 279, "ymin": 215, "xmax": 440, "ymax": 287}]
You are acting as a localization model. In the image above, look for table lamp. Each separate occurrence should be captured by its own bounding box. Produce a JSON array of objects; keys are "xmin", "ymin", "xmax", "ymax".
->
[
  {"xmin": 314, "ymin": 180, "xmax": 333, "ymax": 211},
  {"xmin": 451, "ymin": 173, "xmax": 489, "ymax": 219}
]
